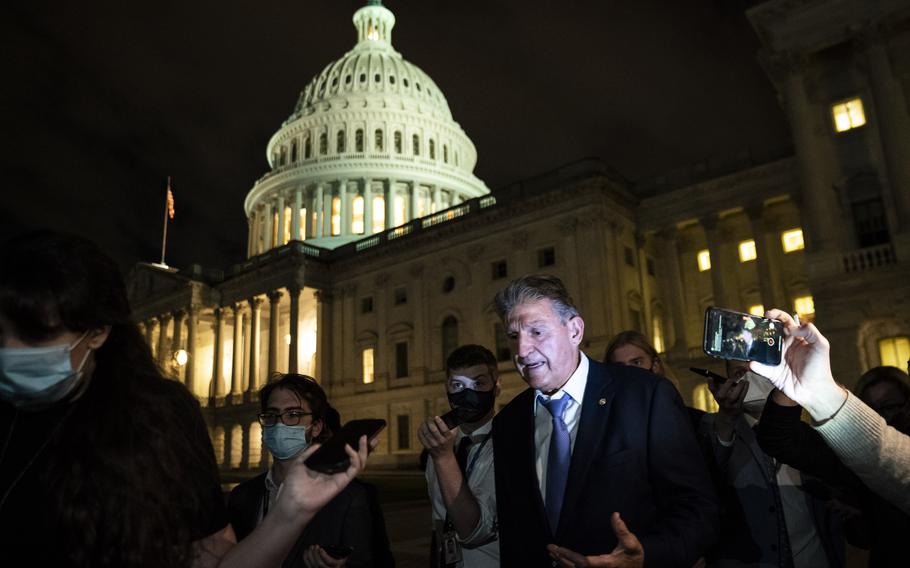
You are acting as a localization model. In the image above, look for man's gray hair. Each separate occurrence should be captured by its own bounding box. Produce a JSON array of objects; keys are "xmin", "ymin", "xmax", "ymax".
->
[{"xmin": 493, "ymin": 274, "xmax": 580, "ymax": 323}]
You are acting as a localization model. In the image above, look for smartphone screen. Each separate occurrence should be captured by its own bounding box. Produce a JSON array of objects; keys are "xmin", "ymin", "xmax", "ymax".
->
[
  {"xmin": 304, "ymin": 418, "xmax": 386, "ymax": 474},
  {"xmin": 703, "ymin": 307, "xmax": 783, "ymax": 366}
]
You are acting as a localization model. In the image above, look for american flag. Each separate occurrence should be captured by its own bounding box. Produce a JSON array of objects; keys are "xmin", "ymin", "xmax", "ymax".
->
[{"xmin": 166, "ymin": 178, "xmax": 175, "ymax": 219}]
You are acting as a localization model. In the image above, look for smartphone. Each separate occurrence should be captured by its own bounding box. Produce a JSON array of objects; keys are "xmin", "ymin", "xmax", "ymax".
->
[
  {"xmin": 441, "ymin": 409, "xmax": 462, "ymax": 430},
  {"xmin": 304, "ymin": 418, "xmax": 386, "ymax": 474},
  {"xmin": 321, "ymin": 545, "xmax": 354, "ymax": 560},
  {"xmin": 702, "ymin": 306, "xmax": 783, "ymax": 366}
]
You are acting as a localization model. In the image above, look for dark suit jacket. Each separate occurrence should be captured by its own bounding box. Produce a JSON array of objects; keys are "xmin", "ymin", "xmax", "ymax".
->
[
  {"xmin": 493, "ymin": 359, "xmax": 719, "ymax": 567},
  {"xmin": 228, "ymin": 474, "xmax": 382, "ymax": 567}
]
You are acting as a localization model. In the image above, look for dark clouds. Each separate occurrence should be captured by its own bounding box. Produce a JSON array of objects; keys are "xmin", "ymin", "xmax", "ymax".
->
[{"xmin": 1, "ymin": 0, "xmax": 790, "ymax": 271}]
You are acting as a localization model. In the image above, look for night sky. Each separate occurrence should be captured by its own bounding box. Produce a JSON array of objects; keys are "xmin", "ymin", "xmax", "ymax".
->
[{"xmin": 2, "ymin": 0, "xmax": 791, "ymax": 272}]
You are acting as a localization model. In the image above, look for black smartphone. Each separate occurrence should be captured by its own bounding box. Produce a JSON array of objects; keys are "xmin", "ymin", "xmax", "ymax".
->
[
  {"xmin": 321, "ymin": 545, "xmax": 354, "ymax": 560},
  {"xmin": 703, "ymin": 306, "xmax": 783, "ymax": 366},
  {"xmin": 689, "ymin": 367, "xmax": 727, "ymax": 384},
  {"xmin": 304, "ymin": 418, "xmax": 386, "ymax": 474},
  {"xmin": 440, "ymin": 409, "xmax": 462, "ymax": 430}
]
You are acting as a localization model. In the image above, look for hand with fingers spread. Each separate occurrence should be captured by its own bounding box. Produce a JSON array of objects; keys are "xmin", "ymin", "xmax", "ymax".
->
[
  {"xmin": 547, "ymin": 512, "xmax": 644, "ymax": 568},
  {"xmin": 274, "ymin": 435, "xmax": 374, "ymax": 525},
  {"xmin": 303, "ymin": 545, "xmax": 348, "ymax": 568},
  {"xmin": 748, "ymin": 309, "xmax": 846, "ymax": 421},
  {"xmin": 417, "ymin": 415, "xmax": 458, "ymax": 459}
]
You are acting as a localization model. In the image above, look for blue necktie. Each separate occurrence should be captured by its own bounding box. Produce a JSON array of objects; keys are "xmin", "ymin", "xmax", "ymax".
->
[{"xmin": 541, "ymin": 395, "xmax": 572, "ymax": 532}]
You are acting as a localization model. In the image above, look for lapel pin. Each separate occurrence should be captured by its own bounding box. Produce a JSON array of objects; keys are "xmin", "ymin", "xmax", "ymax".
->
[{"xmin": 598, "ymin": 398, "xmax": 607, "ymax": 406}]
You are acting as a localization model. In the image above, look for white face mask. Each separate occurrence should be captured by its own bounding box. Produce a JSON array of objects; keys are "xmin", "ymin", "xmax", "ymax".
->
[
  {"xmin": 0, "ymin": 332, "xmax": 92, "ymax": 409},
  {"xmin": 741, "ymin": 371, "xmax": 775, "ymax": 415}
]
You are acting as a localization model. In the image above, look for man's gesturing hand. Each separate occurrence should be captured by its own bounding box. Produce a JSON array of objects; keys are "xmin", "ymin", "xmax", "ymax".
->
[
  {"xmin": 417, "ymin": 415, "xmax": 457, "ymax": 458},
  {"xmin": 547, "ymin": 512, "xmax": 644, "ymax": 568}
]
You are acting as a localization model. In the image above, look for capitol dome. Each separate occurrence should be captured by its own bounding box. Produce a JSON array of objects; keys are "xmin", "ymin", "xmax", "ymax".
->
[{"xmin": 244, "ymin": 0, "xmax": 490, "ymax": 254}]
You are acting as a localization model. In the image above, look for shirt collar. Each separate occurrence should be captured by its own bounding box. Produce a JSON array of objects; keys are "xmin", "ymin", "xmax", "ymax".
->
[
  {"xmin": 265, "ymin": 467, "xmax": 280, "ymax": 493},
  {"xmin": 534, "ymin": 352, "xmax": 589, "ymax": 413},
  {"xmin": 456, "ymin": 415, "xmax": 493, "ymax": 443}
]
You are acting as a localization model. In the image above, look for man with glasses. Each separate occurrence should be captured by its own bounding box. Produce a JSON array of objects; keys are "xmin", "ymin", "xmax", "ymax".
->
[
  {"xmin": 418, "ymin": 345, "xmax": 501, "ymax": 567},
  {"xmin": 228, "ymin": 374, "xmax": 375, "ymax": 567}
]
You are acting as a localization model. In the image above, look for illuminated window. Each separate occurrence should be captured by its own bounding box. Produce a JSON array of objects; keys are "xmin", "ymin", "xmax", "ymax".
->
[
  {"xmin": 373, "ymin": 196, "xmax": 385, "ymax": 233},
  {"xmin": 652, "ymin": 316, "xmax": 665, "ymax": 353},
  {"xmin": 331, "ymin": 197, "xmax": 341, "ymax": 235},
  {"xmin": 879, "ymin": 337, "xmax": 910, "ymax": 369},
  {"xmin": 299, "ymin": 208, "xmax": 306, "ymax": 240},
  {"xmin": 781, "ymin": 228, "xmax": 805, "ymax": 253},
  {"xmin": 352, "ymin": 195, "xmax": 365, "ymax": 234},
  {"xmin": 248, "ymin": 422, "xmax": 262, "ymax": 468},
  {"xmin": 793, "ymin": 296, "xmax": 815, "ymax": 319},
  {"xmin": 697, "ymin": 249, "xmax": 711, "ymax": 272},
  {"xmin": 272, "ymin": 210, "xmax": 279, "ymax": 247},
  {"xmin": 283, "ymin": 206, "xmax": 292, "ymax": 245},
  {"xmin": 375, "ymin": 129, "xmax": 384, "ymax": 152},
  {"xmin": 739, "ymin": 240, "xmax": 757, "ymax": 262},
  {"xmin": 692, "ymin": 384, "xmax": 720, "ymax": 413},
  {"xmin": 230, "ymin": 424, "xmax": 243, "ymax": 468},
  {"xmin": 355, "ymin": 129, "xmax": 364, "ymax": 153},
  {"xmin": 362, "ymin": 348, "xmax": 375, "ymax": 384},
  {"xmin": 367, "ymin": 25, "xmax": 379, "ymax": 41},
  {"xmin": 749, "ymin": 305, "xmax": 765, "ymax": 317},
  {"xmin": 394, "ymin": 195, "xmax": 407, "ymax": 226},
  {"xmin": 832, "ymin": 98, "xmax": 866, "ymax": 133}
]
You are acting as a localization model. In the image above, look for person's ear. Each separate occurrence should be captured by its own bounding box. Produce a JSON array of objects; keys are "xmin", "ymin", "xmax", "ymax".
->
[
  {"xmin": 567, "ymin": 316, "xmax": 585, "ymax": 346},
  {"xmin": 87, "ymin": 326, "xmax": 112, "ymax": 350},
  {"xmin": 310, "ymin": 419, "xmax": 324, "ymax": 441}
]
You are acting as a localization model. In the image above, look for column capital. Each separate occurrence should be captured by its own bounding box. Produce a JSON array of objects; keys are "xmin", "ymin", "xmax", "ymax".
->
[
  {"xmin": 213, "ymin": 306, "xmax": 224, "ymax": 318},
  {"xmin": 287, "ymin": 284, "xmax": 302, "ymax": 296},
  {"xmin": 158, "ymin": 313, "xmax": 173, "ymax": 324},
  {"xmin": 314, "ymin": 289, "xmax": 333, "ymax": 303},
  {"xmin": 268, "ymin": 289, "xmax": 284, "ymax": 303},
  {"xmin": 248, "ymin": 296, "xmax": 264, "ymax": 310},
  {"xmin": 171, "ymin": 309, "xmax": 187, "ymax": 321},
  {"xmin": 231, "ymin": 303, "xmax": 246, "ymax": 316}
]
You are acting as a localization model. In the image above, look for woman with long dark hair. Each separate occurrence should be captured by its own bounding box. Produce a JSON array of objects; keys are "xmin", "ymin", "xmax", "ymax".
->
[{"xmin": 0, "ymin": 231, "xmax": 369, "ymax": 567}]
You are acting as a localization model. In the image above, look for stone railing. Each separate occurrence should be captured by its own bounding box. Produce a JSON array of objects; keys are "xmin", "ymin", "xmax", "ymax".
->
[{"xmin": 842, "ymin": 243, "xmax": 896, "ymax": 273}]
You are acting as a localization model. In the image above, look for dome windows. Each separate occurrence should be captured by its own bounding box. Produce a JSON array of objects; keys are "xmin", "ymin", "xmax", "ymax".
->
[
  {"xmin": 331, "ymin": 77, "xmax": 338, "ymax": 87},
  {"xmin": 374, "ymin": 73, "xmax": 381, "ymax": 83},
  {"xmin": 375, "ymin": 129, "xmax": 384, "ymax": 152},
  {"xmin": 412, "ymin": 134, "xmax": 420, "ymax": 156},
  {"xmin": 319, "ymin": 132, "xmax": 328, "ymax": 155},
  {"xmin": 394, "ymin": 131, "xmax": 402, "ymax": 154},
  {"xmin": 429, "ymin": 139, "xmax": 436, "ymax": 160},
  {"xmin": 345, "ymin": 75, "xmax": 352, "ymax": 85},
  {"xmin": 403, "ymin": 78, "xmax": 409, "ymax": 88},
  {"xmin": 416, "ymin": 82, "xmax": 421, "ymax": 92},
  {"xmin": 304, "ymin": 136, "xmax": 312, "ymax": 159},
  {"xmin": 359, "ymin": 73, "xmax": 366, "ymax": 83},
  {"xmin": 337, "ymin": 130, "xmax": 346, "ymax": 153},
  {"xmin": 389, "ymin": 75, "xmax": 396, "ymax": 84},
  {"xmin": 355, "ymin": 129, "xmax": 364, "ymax": 153},
  {"xmin": 443, "ymin": 144, "xmax": 448, "ymax": 164},
  {"xmin": 290, "ymin": 140, "xmax": 298, "ymax": 163}
]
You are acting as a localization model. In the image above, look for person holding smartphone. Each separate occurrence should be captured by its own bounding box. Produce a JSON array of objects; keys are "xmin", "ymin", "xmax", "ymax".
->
[
  {"xmin": 227, "ymin": 374, "xmax": 376, "ymax": 568},
  {"xmin": 417, "ymin": 345, "xmax": 500, "ymax": 568}
]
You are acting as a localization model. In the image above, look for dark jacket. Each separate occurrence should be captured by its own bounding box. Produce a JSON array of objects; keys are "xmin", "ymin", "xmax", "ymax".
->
[
  {"xmin": 492, "ymin": 359, "xmax": 719, "ymax": 567},
  {"xmin": 228, "ymin": 473, "xmax": 391, "ymax": 567}
]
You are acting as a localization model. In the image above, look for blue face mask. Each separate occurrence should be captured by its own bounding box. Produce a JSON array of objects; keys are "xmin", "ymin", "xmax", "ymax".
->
[
  {"xmin": 0, "ymin": 332, "xmax": 92, "ymax": 409},
  {"xmin": 262, "ymin": 423, "xmax": 311, "ymax": 461}
]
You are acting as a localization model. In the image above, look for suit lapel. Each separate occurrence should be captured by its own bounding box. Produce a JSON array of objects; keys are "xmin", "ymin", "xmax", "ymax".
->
[
  {"xmin": 737, "ymin": 418, "xmax": 776, "ymax": 483},
  {"xmin": 505, "ymin": 388, "xmax": 551, "ymax": 537},
  {"xmin": 556, "ymin": 360, "xmax": 616, "ymax": 539}
]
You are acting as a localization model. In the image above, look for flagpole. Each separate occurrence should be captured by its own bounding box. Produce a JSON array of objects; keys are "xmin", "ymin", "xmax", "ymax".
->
[{"xmin": 161, "ymin": 176, "xmax": 171, "ymax": 265}]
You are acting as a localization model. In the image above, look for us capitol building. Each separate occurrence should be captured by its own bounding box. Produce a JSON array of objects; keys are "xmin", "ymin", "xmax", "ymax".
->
[{"xmin": 127, "ymin": 0, "xmax": 910, "ymax": 477}]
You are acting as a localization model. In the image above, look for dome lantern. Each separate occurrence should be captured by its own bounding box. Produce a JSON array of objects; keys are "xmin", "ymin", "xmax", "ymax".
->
[{"xmin": 353, "ymin": 1, "xmax": 395, "ymax": 46}]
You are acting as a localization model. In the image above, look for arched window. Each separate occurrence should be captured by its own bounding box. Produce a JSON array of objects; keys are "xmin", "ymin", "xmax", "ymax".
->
[
  {"xmin": 443, "ymin": 144, "xmax": 448, "ymax": 164},
  {"xmin": 412, "ymin": 134, "xmax": 420, "ymax": 156},
  {"xmin": 248, "ymin": 422, "xmax": 262, "ymax": 468},
  {"xmin": 441, "ymin": 316, "xmax": 459, "ymax": 367},
  {"xmin": 355, "ymin": 129, "xmax": 364, "ymax": 152},
  {"xmin": 290, "ymin": 140, "xmax": 298, "ymax": 163},
  {"xmin": 319, "ymin": 132, "xmax": 327, "ymax": 155},
  {"xmin": 394, "ymin": 131, "xmax": 402, "ymax": 154},
  {"xmin": 429, "ymin": 139, "xmax": 436, "ymax": 160},
  {"xmin": 352, "ymin": 195, "xmax": 365, "ymax": 234},
  {"xmin": 279, "ymin": 146, "xmax": 287, "ymax": 166},
  {"xmin": 375, "ymin": 129, "xmax": 384, "ymax": 152},
  {"xmin": 304, "ymin": 136, "xmax": 312, "ymax": 159},
  {"xmin": 230, "ymin": 424, "xmax": 243, "ymax": 468},
  {"xmin": 331, "ymin": 196, "xmax": 341, "ymax": 235},
  {"xmin": 336, "ymin": 130, "xmax": 346, "ymax": 153}
]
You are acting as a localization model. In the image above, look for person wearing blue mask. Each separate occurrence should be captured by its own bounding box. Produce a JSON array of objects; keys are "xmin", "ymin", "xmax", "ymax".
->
[
  {"xmin": 228, "ymin": 374, "xmax": 378, "ymax": 568},
  {"xmin": 0, "ymin": 231, "xmax": 371, "ymax": 568}
]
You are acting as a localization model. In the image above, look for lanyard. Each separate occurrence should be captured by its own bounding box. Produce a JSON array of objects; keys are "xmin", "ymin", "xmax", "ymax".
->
[{"xmin": 463, "ymin": 435, "xmax": 490, "ymax": 479}]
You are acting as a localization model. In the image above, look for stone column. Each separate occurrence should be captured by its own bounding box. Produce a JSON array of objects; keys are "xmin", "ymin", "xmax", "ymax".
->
[
  {"xmin": 292, "ymin": 188, "xmax": 302, "ymax": 241},
  {"xmin": 248, "ymin": 297, "xmax": 263, "ymax": 392},
  {"xmin": 262, "ymin": 202, "xmax": 273, "ymax": 250},
  {"xmin": 340, "ymin": 179, "xmax": 351, "ymax": 236},
  {"xmin": 778, "ymin": 54, "xmax": 840, "ymax": 252},
  {"xmin": 242, "ymin": 308, "xmax": 252, "ymax": 393},
  {"xmin": 267, "ymin": 290, "xmax": 283, "ymax": 377},
  {"xmin": 315, "ymin": 184, "xmax": 324, "ymax": 238},
  {"xmin": 323, "ymin": 185, "xmax": 334, "ymax": 236},
  {"xmin": 304, "ymin": 187, "xmax": 314, "ymax": 239},
  {"xmin": 145, "ymin": 318, "xmax": 157, "ymax": 353},
  {"xmin": 287, "ymin": 285, "xmax": 301, "ymax": 373},
  {"xmin": 410, "ymin": 181, "xmax": 420, "ymax": 221},
  {"xmin": 656, "ymin": 229, "xmax": 689, "ymax": 353},
  {"xmin": 212, "ymin": 307, "xmax": 226, "ymax": 397},
  {"xmin": 746, "ymin": 204, "xmax": 783, "ymax": 310},
  {"xmin": 363, "ymin": 178, "xmax": 373, "ymax": 235},
  {"xmin": 433, "ymin": 185, "xmax": 441, "ymax": 213},
  {"xmin": 186, "ymin": 308, "xmax": 198, "ymax": 394},
  {"xmin": 702, "ymin": 217, "xmax": 730, "ymax": 308},
  {"xmin": 172, "ymin": 310, "xmax": 186, "ymax": 380},
  {"xmin": 277, "ymin": 194, "xmax": 286, "ymax": 246},
  {"xmin": 157, "ymin": 313, "xmax": 172, "ymax": 367},
  {"xmin": 864, "ymin": 32, "xmax": 910, "ymax": 232},
  {"xmin": 231, "ymin": 304, "xmax": 244, "ymax": 397},
  {"xmin": 385, "ymin": 180, "xmax": 395, "ymax": 229}
]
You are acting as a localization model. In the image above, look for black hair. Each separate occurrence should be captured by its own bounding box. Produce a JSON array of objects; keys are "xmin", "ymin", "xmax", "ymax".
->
[
  {"xmin": 855, "ymin": 366, "xmax": 910, "ymax": 402},
  {"xmin": 260, "ymin": 373, "xmax": 333, "ymax": 441},
  {"xmin": 445, "ymin": 344, "xmax": 497, "ymax": 376}
]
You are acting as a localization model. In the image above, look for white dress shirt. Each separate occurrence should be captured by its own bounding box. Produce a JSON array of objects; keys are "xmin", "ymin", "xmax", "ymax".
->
[
  {"xmin": 533, "ymin": 353, "xmax": 589, "ymax": 498},
  {"xmin": 426, "ymin": 419, "xmax": 499, "ymax": 567}
]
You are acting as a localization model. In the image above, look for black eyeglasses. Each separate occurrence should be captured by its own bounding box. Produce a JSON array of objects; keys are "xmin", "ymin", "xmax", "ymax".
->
[{"xmin": 257, "ymin": 410, "xmax": 313, "ymax": 427}]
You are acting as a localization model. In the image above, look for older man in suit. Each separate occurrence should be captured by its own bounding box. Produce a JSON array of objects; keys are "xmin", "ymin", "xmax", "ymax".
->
[{"xmin": 491, "ymin": 274, "xmax": 718, "ymax": 567}]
